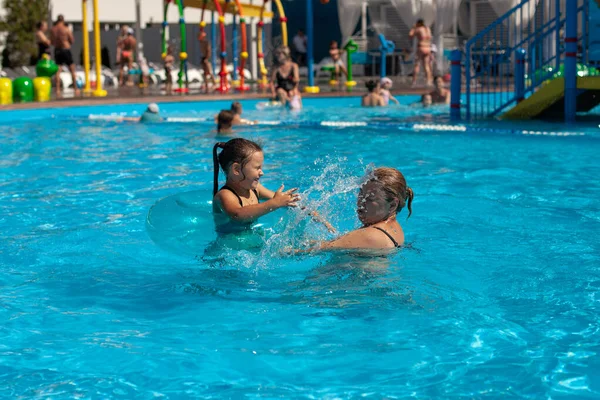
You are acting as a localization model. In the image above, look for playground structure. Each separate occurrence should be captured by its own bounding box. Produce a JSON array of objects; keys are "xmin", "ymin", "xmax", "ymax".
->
[
  {"xmin": 162, "ymin": 0, "xmax": 276, "ymax": 93},
  {"xmin": 450, "ymin": 0, "xmax": 599, "ymax": 123}
]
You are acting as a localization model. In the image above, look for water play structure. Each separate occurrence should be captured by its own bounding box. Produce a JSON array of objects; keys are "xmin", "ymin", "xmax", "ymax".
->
[{"xmin": 162, "ymin": 0, "xmax": 275, "ymax": 93}]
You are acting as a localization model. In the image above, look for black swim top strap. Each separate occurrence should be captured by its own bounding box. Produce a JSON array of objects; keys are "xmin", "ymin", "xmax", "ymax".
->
[
  {"xmin": 371, "ymin": 226, "xmax": 400, "ymax": 248},
  {"xmin": 221, "ymin": 185, "xmax": 259, "ymax": 207}
]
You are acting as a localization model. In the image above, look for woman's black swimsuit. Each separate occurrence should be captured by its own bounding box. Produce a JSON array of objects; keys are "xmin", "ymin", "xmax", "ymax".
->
[
  {"xmin": 37, "ymin": 41, "xmax": 50, "ymax": 62},
  {"xmin": 220, "ymin": 185, "xmax": 259, "ymax": 206},
  {"xmin": 371, "ymin": 226, "xmax": 401, "ymax": 248},
  {"xmin": 276, "ymin": 70, "xmax": 296, "ymax": 92}
]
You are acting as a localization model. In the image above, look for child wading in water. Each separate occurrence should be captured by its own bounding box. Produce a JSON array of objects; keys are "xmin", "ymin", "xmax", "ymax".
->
[
  {"xmin": 212, "ymin": 139, "xmax": 300, "ymax": 233},
  {"xmin": 379, "ymin": 77, "xmax": 399, "ymax": 105},
  {"xmin": 313, "ymin": 168, "xmax": 413, "ymax": 250}
]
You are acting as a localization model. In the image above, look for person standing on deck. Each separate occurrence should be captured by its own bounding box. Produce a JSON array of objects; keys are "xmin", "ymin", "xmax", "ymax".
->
[{"xmin": 50, "ymin": 15, "xmax": 79, "ymax": 97}]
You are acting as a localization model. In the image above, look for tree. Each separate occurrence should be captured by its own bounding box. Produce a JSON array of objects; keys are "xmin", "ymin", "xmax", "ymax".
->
[{"xmin": 0, "ymin": 0, "xmax": 50, "ymax": 66}]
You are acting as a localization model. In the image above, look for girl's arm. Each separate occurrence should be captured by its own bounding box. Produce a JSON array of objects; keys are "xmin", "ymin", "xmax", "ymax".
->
[
  {"xmin": 257, "ymin": 183, "xmax": 275, "ymax": 200},
  {"xmin": 390, "ymin": 94, "xmax": 400, "ymax": 104},
  {"xmin": 218, "ymin": 185, "xmax": 299, "ymax": 221}
]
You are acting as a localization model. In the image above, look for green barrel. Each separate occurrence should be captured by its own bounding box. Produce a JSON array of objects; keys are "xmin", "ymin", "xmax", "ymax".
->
[{"xmin": 13, "ymin": 77, "xmax": 34, "ymax": 103}]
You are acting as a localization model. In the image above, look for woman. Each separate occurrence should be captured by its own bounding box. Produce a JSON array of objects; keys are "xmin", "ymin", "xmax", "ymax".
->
[
  {"xmin": 409, "ymin": 19, "xmax": 433, "ymax": 87},
  {"xmin": 35, "ymin": 21, "xmax": 51, "ymax": 63},
  {"xmin": 270, "ymin": 46, "xmax": 302, "ymax": 109},
  {"xmin": 362, "ymin": 80, "xmax": 385, "ymax": 107}
]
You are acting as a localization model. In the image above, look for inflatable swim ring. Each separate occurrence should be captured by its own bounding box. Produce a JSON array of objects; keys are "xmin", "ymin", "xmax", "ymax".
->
[{"xmin": 146, "ymin": 190, "xmax": 268, "ymax": 256}]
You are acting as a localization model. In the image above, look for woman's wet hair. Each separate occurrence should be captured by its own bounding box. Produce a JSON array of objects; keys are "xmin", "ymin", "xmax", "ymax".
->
[
  {"xmin": 213, "ymin": 138, "xmax": 263, "ymax": 195},
  {"xmin": 230, "ymin": 101, "xmax": 242, "ymax": 115},
  {"xmin": 362, "ymin": 167, "xmax": 414, "ymax": 219},
  {"xmin": 416, "ymin": 19, "xmax": 425, "ymax": 27},
  {"xmin": 217, "ymin": 110, "xmax": 234, "ymax": 133},
  {"xmin": 365, "ymin": 80, "xmax": 378, "ymax": 92}
]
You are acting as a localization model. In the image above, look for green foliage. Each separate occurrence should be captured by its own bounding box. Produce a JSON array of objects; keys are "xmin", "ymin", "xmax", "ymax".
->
[{"xmin": 0, "ymin": 0, "xmax": 50, "ymax": 66}]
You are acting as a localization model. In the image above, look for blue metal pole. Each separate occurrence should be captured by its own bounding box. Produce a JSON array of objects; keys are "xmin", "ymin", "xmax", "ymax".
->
[
  {"xmin": 565, "ymin": 0, "xmax": 578, "ymax": 123},
  {"xmin": 379, "ymin": 35, "xmax": 387, "ymax": 78},
  {"xmin": 232, "ymin": 13, "xmax": 239, "ymax": 82},
  {"xmin": 211, "ymin": 11, "xmax": 217, "ymax": 75},
  {"xmin": 377, "ymin": 34, "xmax": 394, "ymax": 79},
  {"xmin": 515, "ymin": 48, "xmax": 526, "ymax": 103},
  {"xmin": 450, "ymin": 49, "xmax": 462, "ymax": 121},
  {"xmin": 555, "ymin": 0, "xmax": 561, "ymax": 72},
  {"xmin": 305, "ymin": 0, "xmax": 319, "ymax": 92}
]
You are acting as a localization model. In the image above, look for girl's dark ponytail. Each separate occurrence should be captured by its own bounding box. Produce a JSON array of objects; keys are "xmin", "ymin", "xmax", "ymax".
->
[
  {"xmin": 213, "ymin": 142, "xmax": 225, "ymax": 195},
  {"xmin": 406, "ymin": 187, "xmax": 414, "ymax": 219}
]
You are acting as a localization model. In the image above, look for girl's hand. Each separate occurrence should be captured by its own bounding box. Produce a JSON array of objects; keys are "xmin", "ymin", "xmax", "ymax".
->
[{"xmin": 271, "ymin": 185, "xmax": 300, "ymax": 209}]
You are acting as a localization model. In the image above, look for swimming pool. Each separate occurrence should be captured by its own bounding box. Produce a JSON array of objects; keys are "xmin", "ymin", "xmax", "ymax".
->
[{"xmin": 1, "ymin": 97, "xmax": 599, "ymax": 398}]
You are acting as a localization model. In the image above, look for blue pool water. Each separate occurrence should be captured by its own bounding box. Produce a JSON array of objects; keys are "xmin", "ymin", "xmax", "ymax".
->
[{"xmin": 1, "ymin": 97, "xmax": 600, "ymax": 398}]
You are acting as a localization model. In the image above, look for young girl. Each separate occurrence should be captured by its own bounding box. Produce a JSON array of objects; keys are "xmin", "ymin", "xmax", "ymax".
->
[
  {"xmin": 313, "ymin": 167, "xmax": 413, "ymax": 250},
  {"xmin": 379, "ymin": 77, "xmax": 399, "ymax": 105},
  {"xmin": 213, "ymin": 139, "xmax": 300, "ymax": 233}
]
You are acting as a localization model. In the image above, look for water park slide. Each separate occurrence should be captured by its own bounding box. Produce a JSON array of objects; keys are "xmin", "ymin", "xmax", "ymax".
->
[{"xmin": 503, "ymin": 76, "xmax": 600, "ymax": 119}]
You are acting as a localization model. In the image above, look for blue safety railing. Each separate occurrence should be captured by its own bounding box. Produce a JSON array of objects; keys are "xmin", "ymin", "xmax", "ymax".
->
[{"xmin": 462, "ymin": 0, "xmax": 588, "ymax": 120}]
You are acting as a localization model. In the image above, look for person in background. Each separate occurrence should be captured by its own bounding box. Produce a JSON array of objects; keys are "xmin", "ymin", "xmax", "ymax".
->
[
  {"xmin": 215, "ymin": 102, "xmax": 257, "ymax": 126},
  {"xmin": 198, "ymin": 31, "xmax": 216, "ymax": 92},
  {"xmin": 409, "ymin": 19, "xmax": 433, "ymax": 87},
  {"xmin": 423, "ymin": 76, "xmax": 450, "ymax": 105},
  {"xmin": 119, "ymin": 28, "xmax": 136, "ymax": 87},
  {"xmin": 379, "ymin": 77, "xmax": 399, "ymax": 106},
  {"xmin": 116, "ymin": 25, "xmax": 128, "ymax": 67},
  {"xmin": 35, "ymin": 21, "xmax": 51, "ymax": 64},
  {"xmin": 292, "ymin": 29, "xmax": 307, "ymax": 66},
  {"xmin": 329, "ymin": 40, "xmax": 347, "ymax": 82},
  {"xmin": 271, "ymin": 46, "xmax": 301, "ymax": 109},
  {"xmin": 50, "ymin": 15, "xmax": 79, "ymax": 97},
  {"xmin": 362, "ymin": 80, "xmax": 385, "ymax": 107},
  {"xmin": 164, "ymin": 44, "xmax": 174, "ymax": 95},
  {"xmin": 121, "ymin": 103, "xmax": 163, "ymax": 123},
  {"xmin": 217, "ymin": 110, "xmax": 235, "ymax": 134}
]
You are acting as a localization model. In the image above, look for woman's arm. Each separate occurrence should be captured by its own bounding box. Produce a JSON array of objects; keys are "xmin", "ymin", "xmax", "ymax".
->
[
  {"xmin": 293, "ymin": 63, "xmax": 300, "ymax": 87},
  {"xmin": 316, "ymin": 228, "xmax": 389, "ymax": 250},
  {"xmin": 270, "ymin": 69, "xmax": 277, "ymax": 98}
]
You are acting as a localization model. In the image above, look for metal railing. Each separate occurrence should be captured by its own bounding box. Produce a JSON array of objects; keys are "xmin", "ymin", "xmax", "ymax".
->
[{"xmin": 463, "ymin": 0, "xmax": 588, "ymax": 120}]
